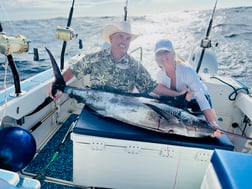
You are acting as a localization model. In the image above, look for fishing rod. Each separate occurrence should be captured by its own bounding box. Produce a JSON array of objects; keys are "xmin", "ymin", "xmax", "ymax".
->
[
  {"xmin": 218, "ymin": 128, "xmax": 252, "ymax": 141},
  {"xmin": 33, "ymin": 116, "xmax": 79, "ymax": 182},
  {"xmin": 196, "ymin": 0, "xmax": 218, "ymax": 73},
  {"xmin": 60, "ymin": 0, "xmax": 75, "ymax": 70},
  {"xmin": 33, "ymin": 0, "xmax": 76, "ymax": 116},
  {"xmin": 28, "ymin": 1, "xmax": 76, "ymax": 117}
]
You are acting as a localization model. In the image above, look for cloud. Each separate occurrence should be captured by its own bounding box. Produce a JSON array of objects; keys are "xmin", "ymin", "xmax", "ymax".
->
[{"xmin": 1, "ymin": 0, "xmax": 252, "ymax": 21}]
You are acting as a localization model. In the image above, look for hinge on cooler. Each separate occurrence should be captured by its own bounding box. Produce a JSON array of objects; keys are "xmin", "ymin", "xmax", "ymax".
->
[
  {"xmin": 126, "ymin": 145, "xmax": 141, "ymax": 154},
  {"xmin": 160, "ymin": 147, "xmax": 175, "ymax": 158},
  {"xmin": 91, "ymin": 141, "xmax": 105, "ymax": 151},
  {"xmin": 195, "ymin": 151, "xmax": 211, "ymax": 162}
]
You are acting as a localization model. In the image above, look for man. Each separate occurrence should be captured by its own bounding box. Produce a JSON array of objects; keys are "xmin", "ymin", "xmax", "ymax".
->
[{"xmin": 51, "ymin": 21, "xmax": 187, "ymax": 100}]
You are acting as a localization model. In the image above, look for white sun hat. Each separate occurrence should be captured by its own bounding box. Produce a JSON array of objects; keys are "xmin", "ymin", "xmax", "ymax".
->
[
  {"xmin": 154, "ymin": 39, "xmax": 174, "ymax": 54},
  {"xmin": 102, "ymin": 21, "xmax": 139, "ymax": 43}
]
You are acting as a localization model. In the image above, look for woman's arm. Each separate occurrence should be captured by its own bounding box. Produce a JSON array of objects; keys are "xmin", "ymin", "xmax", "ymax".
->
[
  {"xmin": 152, "ymin": 84, "xmax": 190, "ymax": 97},
  {"xmin": 203, "ymin": 108, "xmax": 222, "ymax": 137}
]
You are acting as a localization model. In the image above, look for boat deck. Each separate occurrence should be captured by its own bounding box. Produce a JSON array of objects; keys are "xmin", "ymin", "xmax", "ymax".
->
[{"xmin": 22, "ymin": 114, "xmax": 84, "ymax": 189}]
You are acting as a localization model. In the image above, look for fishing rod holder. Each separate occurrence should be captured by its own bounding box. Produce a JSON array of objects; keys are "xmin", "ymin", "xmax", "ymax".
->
[
  {"xmin": 0, "ymin": 33, "xmax": 29, "ymax": 96},
  {"xmin": 56, "ymin": 26, "xmax": 76, "ymax": 41},
  {"xmin": 200, "ymin": 38, "xmax": 212, "ymax": 49},
  {"xmin": 0, "ymin": 33, "xmax": 29, "ymax": 55}
]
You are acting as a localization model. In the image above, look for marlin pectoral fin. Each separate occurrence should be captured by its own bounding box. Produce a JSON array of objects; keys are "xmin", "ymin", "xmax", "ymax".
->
[
  {"xmin": 145, "ymin": 103, "xmax": 178, "ymax": 122},
  {"xmin": 159, "ymin": 93, "xmax": 188, "ymax": 109},
  {"xmin": 45, "ymin": 47, "xmax": 66, "ymax": 96}
]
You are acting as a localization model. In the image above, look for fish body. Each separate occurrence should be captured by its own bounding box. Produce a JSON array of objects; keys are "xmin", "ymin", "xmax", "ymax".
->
[
  {"xmin": 65, "ymin": 86, "xmax": 169, "ymax": 132},
  {"xmin": 46, "ymin": 47, "xmax": 216, "ymax": 138},
  {"xmin": 144, "ymin": 101, "xmax": 216, "ymax": 137}
]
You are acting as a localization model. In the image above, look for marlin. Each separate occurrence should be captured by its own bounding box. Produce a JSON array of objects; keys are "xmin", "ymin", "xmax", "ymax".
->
[{"xmin": 46, "ymin": 47, "xmax": 218, "ymax": 138}]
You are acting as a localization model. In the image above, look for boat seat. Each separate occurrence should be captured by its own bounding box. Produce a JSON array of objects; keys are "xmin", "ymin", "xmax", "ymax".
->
[{"xmin": 210, "ymin": 149, "xmax": 252, "ymax": 189}]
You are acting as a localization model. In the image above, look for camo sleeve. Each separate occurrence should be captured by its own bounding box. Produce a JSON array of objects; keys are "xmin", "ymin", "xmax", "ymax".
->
[
  {"xmin": 68, "ymin": 54, "xmax": 92, "ymax": 80},
  {"xmin": 134, "ymin": 61, "xmax": 158, "ymax": 94}
]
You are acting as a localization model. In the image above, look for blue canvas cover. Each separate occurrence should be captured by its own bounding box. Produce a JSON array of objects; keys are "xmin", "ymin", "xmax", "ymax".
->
[{"xmin": 73, "ymin": 107, "xmax": 234, "ymax": 150}]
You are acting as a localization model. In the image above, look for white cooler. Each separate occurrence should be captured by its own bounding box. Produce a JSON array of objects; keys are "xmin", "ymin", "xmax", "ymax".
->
[
  {"xmin": 0, "ymin": 168, "xmax": 19, "ymax": 186},
  {"xmin": 71, "ymin": 107, "xmax": 234, "ymax": 189},
  {"xmin": 0, "ymin": 168, "xmax": 40, "ymax": 189}
]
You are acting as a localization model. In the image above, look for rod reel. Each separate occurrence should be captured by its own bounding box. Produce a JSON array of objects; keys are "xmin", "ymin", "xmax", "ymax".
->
[
  {"xmin": 0, "ymin": 33, "xmax": 29, "ymax": 55},
  {"xmin": 0, "ymin": 22, "xmax": 29, "ymax": 96},
  {"xmin": 56, "ymin": 26, "xmax": 76, "ymax": 41}
]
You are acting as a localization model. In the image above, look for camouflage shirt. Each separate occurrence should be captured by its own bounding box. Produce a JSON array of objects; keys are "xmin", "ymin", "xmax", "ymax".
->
[{"xmin": 69, "ymin": 48, "xmax": 157, "ymax": 94}]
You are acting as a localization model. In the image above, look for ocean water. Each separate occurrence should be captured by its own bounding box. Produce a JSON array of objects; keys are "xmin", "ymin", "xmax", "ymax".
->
[{"xmin": 0, "ymin": 6, "xmax": 252, "ymax": 90}]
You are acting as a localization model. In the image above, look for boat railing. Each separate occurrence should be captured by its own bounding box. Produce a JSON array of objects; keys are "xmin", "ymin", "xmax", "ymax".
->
[{"xmin": 130, "ymin": 47, "xmax": 143, "ymax": 61}]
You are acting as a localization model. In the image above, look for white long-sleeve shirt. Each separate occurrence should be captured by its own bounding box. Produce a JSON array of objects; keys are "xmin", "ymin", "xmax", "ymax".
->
[{"xmin": 156, "ymin": 63, "xmax": 211, "ymax": 111}]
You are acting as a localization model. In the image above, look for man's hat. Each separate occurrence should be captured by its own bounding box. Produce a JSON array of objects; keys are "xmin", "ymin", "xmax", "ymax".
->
[{"xmin": 102, "ymin": 21, "xmax": 139, "ymax": 43}]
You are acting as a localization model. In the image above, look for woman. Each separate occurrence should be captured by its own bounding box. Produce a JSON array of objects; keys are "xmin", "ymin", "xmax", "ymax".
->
[{"xmin": 154, "ymin": 39, "xmax": 221, "ymax": 135}]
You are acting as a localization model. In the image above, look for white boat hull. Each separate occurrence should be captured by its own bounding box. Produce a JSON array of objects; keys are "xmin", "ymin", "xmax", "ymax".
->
[{"xmin": 0, "ymin": 53, "xmax": 251, "ymax": 188}]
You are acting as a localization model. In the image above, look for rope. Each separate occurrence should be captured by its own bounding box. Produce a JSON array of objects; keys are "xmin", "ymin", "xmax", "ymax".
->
[
  {"xmin": 0, "ymin": 57, "xmax": 9, "ymax": 125},
  {"xmin": 210, "ymin": 76, "xmax": 250, "ymax": 101}
]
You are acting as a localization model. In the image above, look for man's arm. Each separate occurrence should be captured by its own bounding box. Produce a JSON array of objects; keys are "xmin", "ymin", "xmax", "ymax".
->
[{"xmin": 62, "ymin": 68, "xmax": 74, "ymax": 82}]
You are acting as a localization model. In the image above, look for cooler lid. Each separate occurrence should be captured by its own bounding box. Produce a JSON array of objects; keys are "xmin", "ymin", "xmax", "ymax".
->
[{"xmin": 73, "ymin": 107, "xmax": 234, "ymax": 150}]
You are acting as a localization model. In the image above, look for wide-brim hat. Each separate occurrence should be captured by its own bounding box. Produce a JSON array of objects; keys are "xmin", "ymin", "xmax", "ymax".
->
[{"xmin": 102, "ymin": 21, "xmax": 139, "ymax": 43}]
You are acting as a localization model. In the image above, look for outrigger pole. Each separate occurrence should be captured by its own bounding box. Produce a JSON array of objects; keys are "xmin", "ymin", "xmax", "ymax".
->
[
  {"xmin": 124, "ymin": 0, "xmax": 128, "ymax": 21},
  {"xmin": 60, "ymin": 0, "xmax": 75, "ymax": 70},
  {"xmin": 196, "ymin": 0, "xmax": 218, "ymax": 73}
]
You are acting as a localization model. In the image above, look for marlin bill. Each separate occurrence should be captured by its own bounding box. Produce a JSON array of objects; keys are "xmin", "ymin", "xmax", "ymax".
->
[{"xmin": 46, "ymin": 47, "xmax": 217, "ymax": 138}]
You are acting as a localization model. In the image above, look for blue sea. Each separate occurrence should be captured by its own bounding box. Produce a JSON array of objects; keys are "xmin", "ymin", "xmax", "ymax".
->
[{"xmin": 0, "ymin": 6, "xmax": 252, "ymax": 90}]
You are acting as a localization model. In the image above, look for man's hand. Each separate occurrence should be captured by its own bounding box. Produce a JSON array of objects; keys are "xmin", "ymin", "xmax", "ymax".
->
[{"xmin": 48, "ymin": 82, "xmax": 63, "ymax": 101}]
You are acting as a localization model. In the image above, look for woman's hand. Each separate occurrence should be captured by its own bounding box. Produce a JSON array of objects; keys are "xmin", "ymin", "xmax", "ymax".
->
[
  {"xmin": 211, "ymin": 130, "xmax": 222, "ymax": 137},
  {"xmin": 179, "ymin": 88, "xmax": 193, "ymax": 101},
  {"xmin": 210, "ymin": 120, "xmax": 222, "ymax": 137}
]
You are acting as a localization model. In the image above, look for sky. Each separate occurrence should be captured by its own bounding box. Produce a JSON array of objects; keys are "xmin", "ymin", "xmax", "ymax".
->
[{"xmin": 1, "ymin": 0, "xmax": 252, "ymax": 21}]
